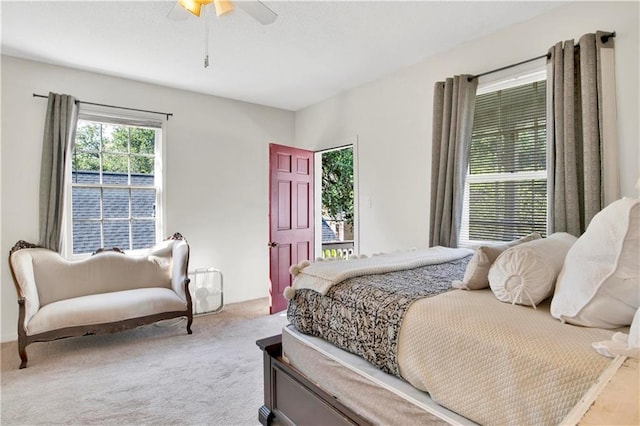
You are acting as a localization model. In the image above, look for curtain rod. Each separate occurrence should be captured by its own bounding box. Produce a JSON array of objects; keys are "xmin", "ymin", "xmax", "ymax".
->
[
  {"xmin": 468, "ymin": 31, "xmax": 616, "ymax": 82},
  {"xmin": 33, "ymin": 93, "xmax": 173, "ymax": 120}
]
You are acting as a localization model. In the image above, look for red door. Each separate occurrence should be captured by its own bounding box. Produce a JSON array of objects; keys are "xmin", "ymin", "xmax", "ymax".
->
[{"xmin": 269, "ymin": 144, "xmax": 314, "ymax": 314}]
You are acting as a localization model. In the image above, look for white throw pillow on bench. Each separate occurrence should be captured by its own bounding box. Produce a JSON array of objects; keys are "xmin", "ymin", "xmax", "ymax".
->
[
  {"xmin": 488, "ymin": 232, "xmax": 577, "ymax": 307},
  {"xmin": 551, "ymin": 197, "xmax": 640, "ymax": 328}
]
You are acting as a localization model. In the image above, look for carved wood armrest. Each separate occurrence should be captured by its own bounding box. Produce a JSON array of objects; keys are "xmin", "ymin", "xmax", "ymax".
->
[
  {"xmin": 166, "ymin": 232, "xmax": 186, "ymax": 242},
  {"xmin": 9, "ymin": 240, "xmax": 43, "ymax": 256}
]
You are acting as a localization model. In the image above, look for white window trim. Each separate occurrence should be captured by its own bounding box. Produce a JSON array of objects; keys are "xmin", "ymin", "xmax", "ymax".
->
[
  {"xmin": 459, "ymin": 66, "xmax": 547, "ymax": 249},
  {"xmin": 63, "ymin": 107, "xmax": 165, "ymax": 259}
]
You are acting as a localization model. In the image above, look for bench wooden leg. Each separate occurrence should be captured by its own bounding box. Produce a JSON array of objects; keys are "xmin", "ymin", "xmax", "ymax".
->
[
  {"xmin": 17, "ymin": 299, "xmax": 28, "ymax": 369},
  {"xmin": 18, "ymin": 340, "xmax": 28, "ymax": 369}
]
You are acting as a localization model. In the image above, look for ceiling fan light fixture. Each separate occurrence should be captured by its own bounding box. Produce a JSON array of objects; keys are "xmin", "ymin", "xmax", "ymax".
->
[
  {"xmin": 178, "ymin": 0, "xmax": 213, "ymax": 17},
  {"xmin": 213, "ymin": 0, "xmax": 235, "ymax": 17},
  {"xmin": 178, "ymin": 0, "xmax": 201, "ymax": 17}
]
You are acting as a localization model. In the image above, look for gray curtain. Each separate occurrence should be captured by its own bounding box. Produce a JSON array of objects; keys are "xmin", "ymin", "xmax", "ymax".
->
[
  {"xmin": 430, "ymin": 75, "xmax": 478, "ymax": 247},
  {"xmin": 546, "ymin": 31, "xmax": 619, "ymax": 236},
  {"xmin": 39, "ymin": 92, "xmax": 79, "ymax": 251}
]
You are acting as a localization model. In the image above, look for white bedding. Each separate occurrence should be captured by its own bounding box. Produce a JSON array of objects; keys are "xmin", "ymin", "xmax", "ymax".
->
[
  {"xmin": 291, "ymin": 246, "xmax": 472, "ymax": 295},
  {"xmin": 398, "ymin": 290, "xmax": 620, "ymax": 425}
]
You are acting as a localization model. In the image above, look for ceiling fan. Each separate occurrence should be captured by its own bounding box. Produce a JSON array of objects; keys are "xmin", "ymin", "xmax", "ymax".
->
[
  {"xmin": 168, "ymin": 0, "xmax": 278, "ymax": 26},
  {"xmin": 168, "ymin": 0, "xmax": 277, "ymax": 68}
]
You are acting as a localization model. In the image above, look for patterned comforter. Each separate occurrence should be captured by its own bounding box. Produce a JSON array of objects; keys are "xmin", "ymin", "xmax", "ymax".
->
[{"xmin": 287, "ymin": 256, "xmax": 471, "ymax": 376}]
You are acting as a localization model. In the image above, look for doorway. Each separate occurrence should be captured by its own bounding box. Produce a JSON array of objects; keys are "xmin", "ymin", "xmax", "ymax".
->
[
  {"xmin": 314, "ymin": 144, "xmax": 358, "ymax": 260},
  {"xmin": 268, "ymin": 144, "xmax": 314, "ymax": 314},
  {"xmin": 268, "ymin": 142, "xmax": 358, "ymax": 314}
]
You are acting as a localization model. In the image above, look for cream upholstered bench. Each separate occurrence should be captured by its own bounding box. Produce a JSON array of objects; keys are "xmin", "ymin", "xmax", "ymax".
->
[{"xmin": 8, "ymin": 233, "xmax": 193, "ymax": 369}]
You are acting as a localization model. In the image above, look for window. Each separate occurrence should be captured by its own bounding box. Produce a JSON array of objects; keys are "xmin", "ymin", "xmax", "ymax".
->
[
  {"xmin": 460, "ymin": 74, "xmax": 547, "ymax": 246},
  {"xmin": 68, "ymin": 114, "xmax": 162, "ymax": 255}
]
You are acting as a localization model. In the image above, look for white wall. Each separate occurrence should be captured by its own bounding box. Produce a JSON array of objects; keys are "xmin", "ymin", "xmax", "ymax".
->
[
  {"xmin": 1, "ymin": 56, "xmax": 294, "ymax": 341},
  {"xmin": 295, "ymin": 1, "xmax": 639, "ymax": 255}
]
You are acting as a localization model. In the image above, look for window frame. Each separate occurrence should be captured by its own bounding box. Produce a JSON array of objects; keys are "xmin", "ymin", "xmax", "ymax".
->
[
  {"xmin": 63, "ymin": 108, "xmax": 166, "ymax": 258},
  {"xmin": 459, "ymin": 67, "xmax": 547, "ymax": 248}
]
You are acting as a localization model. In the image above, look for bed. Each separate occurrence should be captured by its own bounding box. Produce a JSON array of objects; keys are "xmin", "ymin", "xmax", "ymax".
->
[{"xmin": 258, "ymin": 197, "xmax": 639, "ymax": 426}]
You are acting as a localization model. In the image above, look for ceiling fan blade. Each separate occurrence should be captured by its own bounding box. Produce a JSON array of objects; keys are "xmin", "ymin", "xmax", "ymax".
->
[
  {"xmin": 236, "ymin": 0, "xmax": 278, "ymax": 25},
  {"xmin": 167, "ymin": 1, "xmax": 191, "ymax": 21}
]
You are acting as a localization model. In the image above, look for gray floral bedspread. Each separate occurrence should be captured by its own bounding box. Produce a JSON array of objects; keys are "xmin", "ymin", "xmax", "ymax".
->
[{"xmin": 287, "ymin": 256, "xmax": 471, "ymax": 376}]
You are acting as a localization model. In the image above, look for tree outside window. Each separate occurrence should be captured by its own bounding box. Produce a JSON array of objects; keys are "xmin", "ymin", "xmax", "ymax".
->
[{"xmin": 321, "ymin": 147, "xmax": 354, "ymax": 241}]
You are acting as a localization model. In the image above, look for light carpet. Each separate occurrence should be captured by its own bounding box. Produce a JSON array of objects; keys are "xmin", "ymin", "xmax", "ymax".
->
[{"xmin": 1, "ymin": 298, "xmax": 289, "ymax": 425}]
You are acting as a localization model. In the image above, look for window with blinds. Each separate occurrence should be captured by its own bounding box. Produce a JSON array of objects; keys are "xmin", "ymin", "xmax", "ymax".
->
[{"xmin": 460, "ymin": 79, "xmax": 547, "ymax": 245}]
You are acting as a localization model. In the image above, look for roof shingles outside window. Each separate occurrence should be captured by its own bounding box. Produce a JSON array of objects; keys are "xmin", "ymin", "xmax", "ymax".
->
[
  {"xmin": 72, "ymin": 171, "xmax": 155, "ymax": 253},
  {"xmin": 321, "ymin": 219, "xmax": 338, "ymax": 243}
]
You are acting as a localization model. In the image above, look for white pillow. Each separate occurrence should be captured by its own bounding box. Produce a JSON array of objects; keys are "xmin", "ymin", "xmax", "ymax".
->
[
  {"xmin": 452, "ymin": 233, "xmax": 541, "ymax": 290},
  {"xmin": 550, "ymin": 197, "xmax": 640, "ymax": 328},
  {"xmin": 592, "ymin": 308, "xmax": 640, "ymax": 359},
  {"xmin": 488, "ymin": 232, "xmax": 577, "ymax": 307}
]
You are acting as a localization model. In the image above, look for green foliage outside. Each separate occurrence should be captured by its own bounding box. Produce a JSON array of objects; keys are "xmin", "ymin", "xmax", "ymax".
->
[
  {"xmin": 73, "ymin": 122, "xmax": 155, "ymax": 175},
  {"xmin": 321, "ymin": 148, "xmax": 353, "ymax": 224}
]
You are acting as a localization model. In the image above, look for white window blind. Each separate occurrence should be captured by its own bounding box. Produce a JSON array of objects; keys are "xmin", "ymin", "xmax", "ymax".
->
[{"xmin": 460, "ymin": 79, "xmax": 547, "ymax": 246}]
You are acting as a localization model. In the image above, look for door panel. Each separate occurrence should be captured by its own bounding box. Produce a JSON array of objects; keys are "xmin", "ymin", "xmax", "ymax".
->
[
  {"xmin": 277, "ymin": 244, "xmax": 292, "ymax": 293},
  {"xmin": 269, "ymin": 144, "xmax": 314, "ymax": 314},
  {"xmin": 297, "ymin": 182, "xmax": 309, "ymax": 228},
  {"xmin": 278, "ymin": 181, "xmax": 292, "ymax": 230},
  {"xmin": 278, "ymin": 153, "xmax": 292, "ymax": 172},
  {"xmin": 297, "ymin": 157, "xmax": 309, "ymax": 174},
  {"xmin": 296, "ymin": 241, "xmax": 310, "ymax": 264}
]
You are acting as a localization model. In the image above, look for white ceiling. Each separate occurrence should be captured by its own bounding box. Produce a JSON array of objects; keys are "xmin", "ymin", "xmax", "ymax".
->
[{"xmin": 1, "ymin": 1, "xmax": 565, "ymax": 111}]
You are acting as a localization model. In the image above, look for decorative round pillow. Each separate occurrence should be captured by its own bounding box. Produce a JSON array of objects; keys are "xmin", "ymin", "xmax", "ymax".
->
[{"xmin": 488, "ymin": 232, "xmax": 577, "ymax": 307}]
